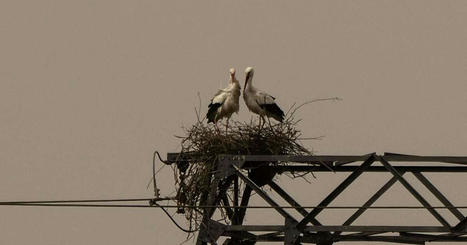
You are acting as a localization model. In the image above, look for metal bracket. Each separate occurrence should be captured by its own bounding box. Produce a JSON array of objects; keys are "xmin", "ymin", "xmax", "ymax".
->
[
  {"xmin": 315, "ymin": 231, "xmax": 334, "ymax": 245},
  {"xmin": 223, "ymin": 238, "xmax": 256, "ymax": 245},
  {"xmin": 198, "ymin": 220, "xmax": 227, "ymax": 244},
  {"xmin": 285, "ymin": 217, "xmax": 301, "ymax": 245},
  {"xmin": 216, "ymin": 155, "xmax": 246, "ymax": 178},
  {"xmin": 453, "ymin": 217, "xmax": 467, "ymax": 232}
]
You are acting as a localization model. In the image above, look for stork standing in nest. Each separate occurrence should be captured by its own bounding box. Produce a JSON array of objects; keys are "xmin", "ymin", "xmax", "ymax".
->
[
  {"xmin": 243, "ymin": 67, "xmax": 285, "ymax": 127},
  {"xmin": 206, "ymin": 68, "xmax": 241, "ymax": 133}
]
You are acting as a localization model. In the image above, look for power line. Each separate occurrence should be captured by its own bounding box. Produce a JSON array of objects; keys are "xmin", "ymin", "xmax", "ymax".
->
[
  {"xmin": 0, "ymin": 197, "xmax": 163, "ymax": 204},
  {"xmin": 1, "ymin": 201, "xmax": 467, "ymax": 210},
  {"xmin": 0, "ymin": 197, "xmax": 195, "ymax": 233},
  {"xmin": 151, "ymin": 202, "xmax": 199, "ymax": 233},
  {"xmin": 2, "ymin": 198, "xmax": 466, "ymax": 235}
]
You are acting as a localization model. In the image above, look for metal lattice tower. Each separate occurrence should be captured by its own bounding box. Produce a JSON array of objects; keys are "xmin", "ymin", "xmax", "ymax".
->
[{"xmin": 165, "ymin": 152, "xmax": 467, "ymax": 245}]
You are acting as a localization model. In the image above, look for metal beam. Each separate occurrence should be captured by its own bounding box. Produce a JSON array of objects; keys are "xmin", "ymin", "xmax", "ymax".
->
[
  {"xmin": 225, "ymin": 225, "xmax": 451, "ymax": 233},
  {"xmin": 237, "ymin": 153, "xmax": 467, "ymax": 164},
  {"xmin": 383, "ymin": 152, "xmax": 467, "ymax": 164},
  {"xmin": 233, "ymin": 165, "xmax": 297, "ymax": 222},
  {"xmin": 284, "ymin": 217, "xmax": 300, "ymax": 245},
  {"xmin": 232, "ymin": 185, "xmax": 252, "ymax": 225},
  {"xmin": 166, "ymin": 152, "xmax": 467, "ymax": 165},
  {"xmin": 335, "ymin": 173, "xmax": 403, "ymax": 235},
  {"xmin": 165, "ymin": 152, "xmax": 467, "ymax": 244},
  {"xmin": 275, "ymin": 166, "xmax": 467, "ymax": 173},
  {"xmin": 233, "ymin": 176, "xmax": 239, "ymax": 208},
  {"xmin": 453, "ymin": 217, "xmax": 467, "ymax": 232},
  {"xmin": 255, "ymin": 231, "xmax": 284, "ymax": 240},
  {"xmin": 344, "ymin": 231, "xmax": 387, "ymax": 236},
  {"xmin": 268, "ymin": 181, "xmax": 322, "ymax": 225},
  {"xmin": 380, "ymin": 157, "xmax": 451, "ymax": 228},
  {"xmin": 231, "ymin": 154, "xmax": 369, "ymax": 164},
  {"xmin": 413, "ymin": 172, "xmax": 465, "ymax": 221},
  {"xmin": 297, "ymin": 154, "xmax": 376, "ymax": 230},
  {"xmin": 197, "ymin": 175, "xmax": 221, "ymax": 245},
  {"xmin": 400, "ymin": 232, "xmax": 467, "ymax": 241},
  {"xmin": 252, "ymin": 234, "xmax": 429, "ymax": 244},
  {"xmin": 333, "ymin": 235, "xmax": 426, "ymax": 244},
  {"xmin": 221, "ymin": 193, "xmax": 234, "ymax": 220},
  {"xmin": 223, "ymin": 230, "xmax": 257, "ymax": 244},
  {"xmin": 249, "ymin": 233, "xmax": 467, "ymax": 244}
]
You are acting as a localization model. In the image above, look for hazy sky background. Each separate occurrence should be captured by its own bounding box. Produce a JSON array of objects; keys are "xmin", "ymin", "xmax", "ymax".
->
[{"xmin": 0, "ymin": 1, "xmax": 466, "ymax": 244}]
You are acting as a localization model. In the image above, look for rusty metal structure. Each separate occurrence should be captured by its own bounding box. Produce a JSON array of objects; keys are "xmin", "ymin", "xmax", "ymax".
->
[{"xmin": 165, "ymin": 152, "xmax": 467, "ymax": 245}]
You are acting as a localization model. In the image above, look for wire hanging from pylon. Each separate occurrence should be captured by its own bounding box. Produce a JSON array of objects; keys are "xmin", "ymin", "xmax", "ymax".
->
[{"xmin": 2, "ymin": 200, "xmax": 467, "ymax": 210}]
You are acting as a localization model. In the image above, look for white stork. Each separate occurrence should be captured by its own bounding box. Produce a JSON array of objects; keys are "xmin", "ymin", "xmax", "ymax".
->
[
  {"xmin": 206, "ymin": 68, "xmax": 241, "ymax": 132},
  {"xmin": 243, "ymin": 67, "xmax": 285, "ymax": 127}
]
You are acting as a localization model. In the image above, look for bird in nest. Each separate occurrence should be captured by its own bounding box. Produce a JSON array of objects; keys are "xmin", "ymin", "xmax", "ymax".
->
[
  {"xmin": 206, "ymin": 68, "xmax": 241, "ymax": 132},
  {"xmin": 243, "ymin": 67, "xmax": 284, "ymax": 128}
]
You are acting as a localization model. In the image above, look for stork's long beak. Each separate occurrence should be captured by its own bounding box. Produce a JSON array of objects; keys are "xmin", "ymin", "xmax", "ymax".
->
[{"xmin": 244, "ymin": 72, "xmax": 250, "ymax": 87}]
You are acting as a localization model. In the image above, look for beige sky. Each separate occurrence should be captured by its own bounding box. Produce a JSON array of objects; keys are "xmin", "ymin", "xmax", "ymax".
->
[{"xmin": 0, "ymin": 1, "xmax": 466, "ymax": 244}]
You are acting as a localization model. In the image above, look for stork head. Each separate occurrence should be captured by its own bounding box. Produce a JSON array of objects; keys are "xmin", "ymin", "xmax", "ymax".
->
[
  {"xmin": 229, "ymin": 68, "xmax": 236, "ymax": 82},
  {"xmin": 244, "ymin": 67, "xmax": 254, "ymax": 86},
  {"xmin": 229, "ymin": 68, "xmax": 238, "ymax": 85},
  {"xmin": 229, "ymin": 68, "xmax": 236, "ymax": 75},
  {"xmin": 245, "ymin": 67, "xmax": 254, "ymax": 76}
]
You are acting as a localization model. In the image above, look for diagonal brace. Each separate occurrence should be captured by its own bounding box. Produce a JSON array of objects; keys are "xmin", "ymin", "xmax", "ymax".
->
[
  {"xmin": 233, "ymin": 165, "xmax": 297, "ymax": 222},
  {"xmin": 335, "ymin": 172, "xmax": 404, "ymax": 235},
  {"xmin": 269, "ymin": 181, "xmax": 322, "ymax": 225},
  {"xmin": 232, "ymin": 185, "xmax": 252, "ymax": 225},
  {"xmin": 380, "ymin": 157, "xmax": 451, "ymax": 228},
  {"xmin": 413, "ymin": 172, "xmax": 464, "ymax": 221},
  {"xmin": 453, "ymin": 217, "xmax": 467, "ymax": 232},
  {"xmin": 297, "ymin": 154, "xmax": 376, "ymax": 230},
  {"xmin": 220, "ymin": 193, "xmax": 234, "ymax": 220},
  {"xmin": 197, "ymin": 175, "xmax": 222, "ymax": 245}
]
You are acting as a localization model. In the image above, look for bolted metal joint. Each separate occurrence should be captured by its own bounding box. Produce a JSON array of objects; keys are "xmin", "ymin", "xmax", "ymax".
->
[
  {"xmin": 216, "ymin": 155, "xmax": 246, "ymax": 178},
  {"xmin": 315, "ymin": 231, "xmax": 333, "ymax": 245},
  {"xmin": 285, "ymin": 217, "xmax": 301, "ymax": 245},
  {"xmin": 198, "ymin": 220, "xmax": 227, "ymax": 244}
]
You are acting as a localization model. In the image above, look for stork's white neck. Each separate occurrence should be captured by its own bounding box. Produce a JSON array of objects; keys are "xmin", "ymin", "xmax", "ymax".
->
[
  {"xmin": 229, "ymin": 75, "xmax": 235, "ymax": 84},
  {"xmin": 244, "ymin": 75, "xmax": 254, "ymax": 91},
  {"xmin": 231, "ymin": 77, "xmax": 240, "ymax": 89}
]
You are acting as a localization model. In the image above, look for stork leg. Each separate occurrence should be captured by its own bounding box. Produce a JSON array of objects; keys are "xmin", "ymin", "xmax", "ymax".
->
[
  {"xmin": 225, "ymin": 118, "xmax": 229, "ymax": 134},
  {"xmin": 267, "ymin": 117, "xmax": 273, "ymax": 129},
  {"xmin": 258, "ymin": 115, "xmax": 262, "ymax": 129},
  {"xmin": 260, "ymin": 116, "xmax": 266, "ymax": 129},
  {"xmin": 214, "ymin": 121, "xmax": 221, "ymax": 134}
]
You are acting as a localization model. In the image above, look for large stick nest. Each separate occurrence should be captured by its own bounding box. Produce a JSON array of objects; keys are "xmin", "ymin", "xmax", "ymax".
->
[{"xmin": 172, "ymin": 98, "xmax": 339, "ymax": 232}]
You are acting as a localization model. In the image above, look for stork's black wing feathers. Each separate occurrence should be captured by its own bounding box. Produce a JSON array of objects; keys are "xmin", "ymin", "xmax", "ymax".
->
[
  {"xmin": 259, "ymin": 103, "xmax": 284, "ymax": 122},
  {"xmin": 206, "ymin": 102, "xmax": 222, "ymax": 123}
]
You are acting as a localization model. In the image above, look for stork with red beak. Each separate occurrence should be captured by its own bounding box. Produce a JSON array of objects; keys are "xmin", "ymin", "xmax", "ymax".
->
[
  {"xmin": 206, "ymin": 68, "xmax": 241, "ymax": 132},
  {"xmin": 243, "ymin": 67, "xmax": 284, "ymax": 127}
]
